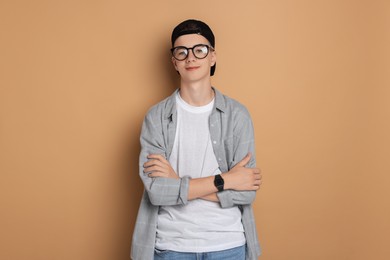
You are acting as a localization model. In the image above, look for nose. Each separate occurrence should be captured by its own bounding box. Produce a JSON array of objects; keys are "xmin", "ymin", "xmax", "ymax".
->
[{"xmin": 186, "ymin": 49, "xmax": 196, "ymax": 62}]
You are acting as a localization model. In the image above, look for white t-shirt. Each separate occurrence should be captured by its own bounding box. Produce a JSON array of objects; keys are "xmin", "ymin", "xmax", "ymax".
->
[{"xmin": 155, "ymin": 92, "xmax": 245, "ymax": 252}]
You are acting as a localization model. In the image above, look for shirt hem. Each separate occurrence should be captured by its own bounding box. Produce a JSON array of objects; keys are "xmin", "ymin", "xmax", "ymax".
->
[{"xmin": 156, "ymin": 239, "xmax": 246, "ymax": 253}]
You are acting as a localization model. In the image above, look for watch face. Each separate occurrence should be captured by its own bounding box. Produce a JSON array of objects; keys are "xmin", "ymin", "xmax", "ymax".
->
[
  {"xmin": 214, "ymin": 175, "xmax": 224, "ymax": 191},
  {"xmin": 215, "ymin": 179, "xmax": 223, "ymax": 186}
]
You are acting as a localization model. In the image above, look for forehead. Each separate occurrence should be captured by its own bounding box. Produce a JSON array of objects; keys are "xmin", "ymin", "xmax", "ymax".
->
[{"xmin": 173, "ymin": 34, "xmax": 210, "ymax": 47}]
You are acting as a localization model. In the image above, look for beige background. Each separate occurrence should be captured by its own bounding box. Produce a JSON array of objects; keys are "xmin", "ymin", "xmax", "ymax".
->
[{"xmin": 1, "ymin": 0, "xmax": 389, "ymax": 259}]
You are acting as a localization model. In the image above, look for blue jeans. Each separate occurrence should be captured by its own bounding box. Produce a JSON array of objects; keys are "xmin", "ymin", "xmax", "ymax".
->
[{"xmin": 154, "ymin": 245, "xmax": 246, "ymax": 260}]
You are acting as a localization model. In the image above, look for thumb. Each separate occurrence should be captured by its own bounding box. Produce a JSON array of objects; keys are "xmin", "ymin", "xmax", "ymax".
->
[{"xmin": 235, "ymin": 153, "xmax": 251, "ymax": 167}]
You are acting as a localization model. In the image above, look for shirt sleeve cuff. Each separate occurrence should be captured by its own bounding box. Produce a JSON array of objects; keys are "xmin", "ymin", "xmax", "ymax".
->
[
  {"xmin": 179, "ymin": 176, "xmax": 191, "ymax": 205},
  {"xmin": 217, "ymin": 190, "xmax": 234, "ymax": 208}
]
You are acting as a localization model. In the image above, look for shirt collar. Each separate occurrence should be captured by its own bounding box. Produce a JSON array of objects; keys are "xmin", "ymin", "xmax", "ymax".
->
[
  {"xmin": 164, "ymin": 87, "xmax": 226, "ymax": 120},
  {"xmin": 213, "ymin": 87, "xmax": 226, "ymax": 113}
]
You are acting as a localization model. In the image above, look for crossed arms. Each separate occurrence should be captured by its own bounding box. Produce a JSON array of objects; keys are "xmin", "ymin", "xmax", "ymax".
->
[
  {"xmin": 144, "ymin": 153, "xmax": 262, "ymax": 202},
  {"xmin": 139, "ymin": 106, "xmax": 262, "ymax": 208}
]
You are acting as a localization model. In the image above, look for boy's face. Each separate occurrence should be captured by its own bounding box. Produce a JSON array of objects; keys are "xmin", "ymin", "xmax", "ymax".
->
[{"xmin": 171, "ymin": 34, "xmax": 216, "ymax": 83}]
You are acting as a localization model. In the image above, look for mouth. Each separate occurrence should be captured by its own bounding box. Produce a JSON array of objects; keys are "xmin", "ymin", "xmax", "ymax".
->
[{"xmin": 185, "ymin": 66, "xmax": 200, "ymax": 71}]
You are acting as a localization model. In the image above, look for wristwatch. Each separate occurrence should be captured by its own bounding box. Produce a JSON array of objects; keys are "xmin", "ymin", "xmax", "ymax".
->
[{"xmin": 214, "ymin": 174, "xmax": 224, "ymax": 192}]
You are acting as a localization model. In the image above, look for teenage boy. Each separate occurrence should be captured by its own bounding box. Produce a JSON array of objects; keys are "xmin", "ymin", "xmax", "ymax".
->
[{"xmin": 131, "ymin": 19, "xmax": 262, "ymax": 260}]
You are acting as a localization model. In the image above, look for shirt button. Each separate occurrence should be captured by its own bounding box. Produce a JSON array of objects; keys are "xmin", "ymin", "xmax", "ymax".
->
[
  {"xmin": 213, "ymin": 141, "xmax": 217, "ymax": 144},
  {"xmin": 211, "ymin": 124, "xmax": 214, "ymax": 127},
  {"xmin": 218, "ymin": 158, "xmax": 222, "ymax": 161}
]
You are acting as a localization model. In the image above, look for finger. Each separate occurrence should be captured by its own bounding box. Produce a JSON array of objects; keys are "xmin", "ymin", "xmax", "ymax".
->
[
  {"xmin": 236, "ymin": 153, "xmax": 251, "ymax": 167},
  {"xmin": 144, "ymin": 159, "xmax": 164, "ymax": 168},
  {"xmin": 252, "ymin": 168, "xmax": 260, "ymax": 174},
  {"xmin": 148, "ymin": 172, "xmax": 166, "ymax": 178},
  {"xmin": 147, "ymin": 154, "xmax": 169, "ymax": 164},
  {"xmin": 254, "ymin": 179, "xmax": 262, "ymax": 185},
  {"xmin": 143, "ymin": 165, "xmax": 165, "ymax": 174},
  {"xmin": 249, "ymin": 184, "xmax": 259, "ymax": 191},
  {"xmin": 253, "ymin": 171, "xmax": 262, "ymax": 179}
]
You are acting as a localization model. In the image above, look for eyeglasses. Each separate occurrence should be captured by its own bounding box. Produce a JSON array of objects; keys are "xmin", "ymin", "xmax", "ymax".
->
[{"xmin": 171, "ymin": 44, "xmax": 214, "ymax": 61}]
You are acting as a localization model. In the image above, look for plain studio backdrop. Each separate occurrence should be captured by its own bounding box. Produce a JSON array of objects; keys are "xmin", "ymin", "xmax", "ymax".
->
[{"xmin": 0, "ymin": 1, "xmax": 389, "ymax": 259}]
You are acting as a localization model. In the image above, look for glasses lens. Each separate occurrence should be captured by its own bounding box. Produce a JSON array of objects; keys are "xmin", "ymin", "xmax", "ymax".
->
[
  {"xmin": 173, "ymin": 47, "xmax": 188, "ymax": 61},
  {"xmin": 193, "ymin": 45, "xmax": 209, "ymax": 59}
]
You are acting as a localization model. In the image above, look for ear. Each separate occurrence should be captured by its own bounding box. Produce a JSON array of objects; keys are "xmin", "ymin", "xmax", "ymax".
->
[
  {"xmin": 171, "ymin": 57, "xmax": 178, "ymax": 71},
  {"xmin": 210, "ymin": 50, "xmax": 217, "ymax": 66}
]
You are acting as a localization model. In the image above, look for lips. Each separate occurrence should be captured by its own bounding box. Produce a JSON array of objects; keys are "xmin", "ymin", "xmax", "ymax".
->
[{"xmin": 185, "ymin": 66, "xmax": 200, "ymax": 71}]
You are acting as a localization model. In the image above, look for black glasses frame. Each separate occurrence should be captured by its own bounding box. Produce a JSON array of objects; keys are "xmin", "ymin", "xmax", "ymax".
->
[{"xmin": 171, "ymin": 44, "xmax": 214, "ymax": 61}]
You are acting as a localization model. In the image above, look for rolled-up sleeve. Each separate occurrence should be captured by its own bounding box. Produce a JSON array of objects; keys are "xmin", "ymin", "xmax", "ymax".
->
[
  {"xmin": 139, "ymin": 109, "xmax": 189, "ymax": 206},
  {"xmin": 218, "ymin": 190, "xmax": 256, "ymax": 208},
  {"xmin": 217, "ymin": 105, "xmax": 257, "ymax": 208}
]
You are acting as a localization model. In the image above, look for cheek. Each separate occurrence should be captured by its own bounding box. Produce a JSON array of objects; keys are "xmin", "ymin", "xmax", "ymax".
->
[
  {"xmin": 175, "ymin": 62, "xmax": 185, "ymax": 71},
  {"xmin": 172, "ymin": 59, "xmax": 180, "ymax": 70}
]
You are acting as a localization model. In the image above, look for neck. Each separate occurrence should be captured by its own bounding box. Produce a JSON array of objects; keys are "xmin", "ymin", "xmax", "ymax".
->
[{"xmin": 179, "ymin": 79, "xmax": 214, "ymax": 106}]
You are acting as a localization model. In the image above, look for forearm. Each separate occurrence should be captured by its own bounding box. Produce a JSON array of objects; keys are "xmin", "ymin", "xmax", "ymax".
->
[
  {"xmin": 200, "ymin": 193, "xmax": 219, "ymax": 202},
  {"xmin": 187, "ymin": 175, "xmax": 218, "ymax": 200},
  {"xmin": 187, "ymin": 171, "xmax": 250, "ymax": 201}
]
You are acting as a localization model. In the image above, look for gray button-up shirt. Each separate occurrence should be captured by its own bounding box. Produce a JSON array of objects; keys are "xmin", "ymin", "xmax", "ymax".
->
[{"xmin": 131, "ymin": 88, "xmax": 261, "ymax": 259}]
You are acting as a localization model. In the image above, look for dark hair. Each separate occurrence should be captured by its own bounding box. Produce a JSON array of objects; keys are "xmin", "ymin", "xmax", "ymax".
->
[{"xmin": 171, "ymin": 19, "xmax": 216, "ymax": 76}]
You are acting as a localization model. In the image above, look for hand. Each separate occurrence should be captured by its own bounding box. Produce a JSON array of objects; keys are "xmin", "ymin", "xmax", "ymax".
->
[
  {"xmin": 222, "ymin": 153, "xmax": 262, "ymax": 191},
  {"xmin": 143, "ymin": 154, "xmax": 179, "ymax": 179}
]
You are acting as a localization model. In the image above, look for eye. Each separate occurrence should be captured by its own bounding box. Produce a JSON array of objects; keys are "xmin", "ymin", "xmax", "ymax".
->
[
  {"xmin": 195, "ymin": 45, "xmax": 208, "ymax": 54},
  {"xmin": 174, "ymin": 48, "xmax": 188, "ymax": 58}
]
